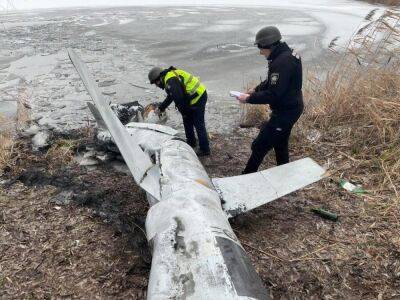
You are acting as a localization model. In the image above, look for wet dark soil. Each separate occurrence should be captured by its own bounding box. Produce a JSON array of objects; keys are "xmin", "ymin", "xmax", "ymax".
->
[{"xmin": 1, "ymin": 130, "xmax": 399, "ymax": 299}]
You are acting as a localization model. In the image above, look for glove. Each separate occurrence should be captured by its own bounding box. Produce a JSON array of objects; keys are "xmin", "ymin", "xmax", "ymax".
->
[{"xmin": 157, "ymin": 102, "xmax": 166, "ymax": 113}]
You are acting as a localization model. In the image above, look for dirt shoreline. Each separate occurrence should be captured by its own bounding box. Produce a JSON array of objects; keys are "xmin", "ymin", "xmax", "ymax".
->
[{"xmin": 1, "ymin": 127, "xmax": 399, "ymax": 299}]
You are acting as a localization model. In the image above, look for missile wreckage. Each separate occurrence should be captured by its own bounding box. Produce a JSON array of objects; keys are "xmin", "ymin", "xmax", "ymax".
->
[{"xmin": 68, "ymin": 48, "xmax": 326, "ymax": 299}]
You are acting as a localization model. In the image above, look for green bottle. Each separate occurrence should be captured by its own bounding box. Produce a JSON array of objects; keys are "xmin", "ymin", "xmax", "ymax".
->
[
  {"xmin": 311, "ymin": 207, "xmax": 339, "ymax": 221},
  {"xmin": 339, "ymin": 179, "xmax": 366, "ymax": 194}
]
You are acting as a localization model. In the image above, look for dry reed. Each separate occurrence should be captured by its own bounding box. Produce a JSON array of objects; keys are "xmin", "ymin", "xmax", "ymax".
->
[
  {"xmin": 0, "ymin": 114, "xmax": 14, "ymax": 175},
  {"xmin": 16, "ymin": 89, "xmax": 31, "ymax": 132},
  {"xmin": 359, "ymin": 0, "xmax": 400, "ymax": 6},
  {"xmin": 239, "ymin": 80, "xmax": 269, "ymax": 128},
  {"xmin": 299, "ymin": 9, "xmax": 400, "ymax": 202}
]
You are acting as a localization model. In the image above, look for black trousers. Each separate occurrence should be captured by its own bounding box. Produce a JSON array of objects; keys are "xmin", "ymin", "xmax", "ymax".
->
[
  {"xmin": 243, "ymin": 107, "xmax": 302, "ymax": 174},
  {"xmin": 182, "ymin": 92, "xmax": 210, "ymax": 152}
]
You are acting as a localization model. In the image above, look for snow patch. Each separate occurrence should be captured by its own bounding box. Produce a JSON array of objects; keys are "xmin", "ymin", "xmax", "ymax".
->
[
  {"xmin": 202, "ymin": 24, "xmax": 242, "ymax": 33},
  {"xmin": 216, "ymin": 19, "xmax": 247, "ymax": 25},
  {"xmin": 179, "ymin": 22, "xmax": 201, "ymax": 27},
  {"xmin": 119, "ymin": 18, "xmax": 133, "ymax": 25},
  {"xmin": 92, "ymin": 19, "xmax": 111, "ymax": 27},
  {"xmin": 84, "ymin": 30, "xmax": 96, "ymax": 36},
  {"xmin": 0, "ymin": 21, "xmax": 58, "ymax": 29}
]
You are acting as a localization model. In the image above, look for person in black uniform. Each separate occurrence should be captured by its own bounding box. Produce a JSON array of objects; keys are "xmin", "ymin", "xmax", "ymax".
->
[
  {"xmin": 236, "ymin": 26, "xmax": 304, "ymax": 174},
  {"xmin": 148, "ymin": 66, "xmax": 210, "ymax": 156}
]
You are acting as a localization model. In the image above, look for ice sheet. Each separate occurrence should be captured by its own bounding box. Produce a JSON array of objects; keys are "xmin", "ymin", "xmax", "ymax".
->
[
  {"xmin": 8, "ymin": 53, "xmax": 60, "ymax": 82},
  {"xmin": 9, "ymin": 0, "xmax": 378, "ymax": 46},
  {"xmin": 202, "ymin": 24, "xmax": 242, "ymax": 33}
]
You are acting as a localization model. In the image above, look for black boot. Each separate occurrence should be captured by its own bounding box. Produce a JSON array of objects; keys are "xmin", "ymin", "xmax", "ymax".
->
[{"xmin": 196, "ymin": 149, "xmax": 210, "ymax": 157}]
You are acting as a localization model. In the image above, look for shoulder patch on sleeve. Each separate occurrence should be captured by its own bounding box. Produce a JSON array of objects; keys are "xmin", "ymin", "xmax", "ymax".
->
[
  {"xmin": 270, "ymin": 73, "xmax": 279, "ymax": 85},
  {"xmin": 292, "ymin": 51, "xmax": 301, "ymax": 59}
]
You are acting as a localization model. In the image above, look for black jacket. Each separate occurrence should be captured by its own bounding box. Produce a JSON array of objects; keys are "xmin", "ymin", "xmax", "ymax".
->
[
  {"xmin": 159, "ymin": 67, "xmax": 202, "ymax": 115},
  {"xmin": 248, "ymin": 42, "xmax": 303, "ymax": 112},
  {"xmin": 159, "ymin": 75, "xmax": 189, "ymax": 114}
]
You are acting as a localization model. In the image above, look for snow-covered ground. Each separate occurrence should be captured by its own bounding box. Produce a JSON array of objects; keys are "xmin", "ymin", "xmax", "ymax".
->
[{"xmin": 0, "ymin": 2, "xmax": 380, "ymax": 136}]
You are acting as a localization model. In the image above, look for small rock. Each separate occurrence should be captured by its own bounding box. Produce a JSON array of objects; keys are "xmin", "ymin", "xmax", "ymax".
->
[
  {"xmin": 0, "ymin": 64, "xmax": 10, "ymax": 70},
  {"xmin": 75, "ymin": 83, "xmax": 86, "ymax": 92},
  {"xmin": 38, "ymin": 117, "xmax": 53, "ymax": 127},
  {"xmin": 54, "ymin": 103, "xmax": 67, "ymax": 109},
  {"xmin": 111, "ymin": 161, "xmax": 131, "ymax": 175},
  {"xmin": 98, "ymin": 79, "xmax": 116, "ymax": 87},
  {"xmin": 21, "ymin": 124, "xmax": 40, "ymax": 137},
  {"xmin": 0, "ymin": 180, "xmax": 11, "ymax": 185},
  {"xmin": 96, "ymin": 152, "xmax": 114, "ymax": 162},
  {"xmin": 307, "ymin": 129, "xmax": 322, "ymax": 143},
  {"xmin": 83, "ymin": 150, "xmax": 96, "ymax": 158},
  {"xmin": 79, "ymin": 157, "xmax": 99, "ymax": 166},
  {"xmin": 50, "ymin": 190, "xmax": 74, "ymax": 206},
  {"xmin": 102, "ymin": 90, "xmax": 116, "ymax": 96},
  {"xmin": 97, "ymin": 131, "xmax": 113, "ymax": 143},
  {"xmin": 32, "ymin": 131, "xmax": 50, "ymax": 150}
]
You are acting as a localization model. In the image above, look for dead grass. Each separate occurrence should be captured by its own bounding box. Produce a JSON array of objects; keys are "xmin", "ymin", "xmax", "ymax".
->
[
  {"xmin": 251, "ymin": 9, "xmax": 400, "ymax": 297},
  {"xmin": 203, "ymin": 9, "xmax": 400, "ymax": 298},
  {"xmin": 44, "ymin": 139, "xmax": 80, "ymax": 170},
  {"xmin": 239, "ymin": 80, "xmax": 269, "ymax": 128},
  {"xmin": 16, "ymin": 89, "xmax": 31, "ymax": 133},
  {"xmin": 299, "ymin": 9, "xmax": 400, "ymax": 202},
  {"xmin": 359, "ymin": 0, "xmax": 400, "ymax": 6},
  {"xmin": 0, "ymin": 115, "xmax": 14, "ymax": 176},
  {"xmin": 238, "ymin": 103, "xmax": 269, "ymax": 128},
  {"xmin": 0, "ymin": 138, "xmax": 150, "ymax": 299}
]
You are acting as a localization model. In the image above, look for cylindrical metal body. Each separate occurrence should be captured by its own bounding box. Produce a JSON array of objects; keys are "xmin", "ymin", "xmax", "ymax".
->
[{"xmin": 146, "ymin": 140, "xmax": 269, "ymax": 299}]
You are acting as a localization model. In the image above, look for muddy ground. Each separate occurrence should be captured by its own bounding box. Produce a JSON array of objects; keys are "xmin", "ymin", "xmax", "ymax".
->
[{"xmin": 1, "ymin": 128, "xmax": 399, "ymax": 299}]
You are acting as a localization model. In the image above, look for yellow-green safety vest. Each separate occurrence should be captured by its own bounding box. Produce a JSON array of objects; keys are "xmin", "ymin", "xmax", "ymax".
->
[{"xmin": 163, "ymin": 69, "xmax": 206, "ymax": 105}]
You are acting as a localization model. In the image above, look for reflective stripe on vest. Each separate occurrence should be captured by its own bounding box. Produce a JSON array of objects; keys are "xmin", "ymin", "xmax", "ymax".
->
[{"xmin": 163, "ymin": 69, "xmax": 206, "ymax": 105}]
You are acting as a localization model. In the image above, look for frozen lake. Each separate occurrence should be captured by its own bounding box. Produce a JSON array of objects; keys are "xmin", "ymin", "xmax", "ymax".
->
[{"xmin": 0, "ymin": 2, "xmax": 379, "ymax": 133}]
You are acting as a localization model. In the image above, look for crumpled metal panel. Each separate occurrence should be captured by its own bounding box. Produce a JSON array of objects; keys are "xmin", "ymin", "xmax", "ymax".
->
[
  {"xmin": 126, "ymin": 128, "xmax": 178, "ymax": 156},
  {"xmin": 96, "ymin": 125, "xmax": 180, "ymax": 156},
  {"xmin": 146, "ymin": 140, "xmax": 269, "ymax": 299},
  {"xmin": 212, "ymin": 157, "xmax": 326, "ymax": 218},
  {"xmin": 88, "ymin": 101, "xmax": 180, "ymax": 156},
  {"xmin": 126, "ymin": 122, "xmax": 179, "ymax": 136},
  {"xmin": 68, "ymin": 48, "xmax": 160, "ymax": 199}
]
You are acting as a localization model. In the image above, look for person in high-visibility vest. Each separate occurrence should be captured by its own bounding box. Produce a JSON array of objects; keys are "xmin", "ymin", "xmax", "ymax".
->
[{"xmin": 148, "ymin": 66, "xmax": 210, "ymax": 156}]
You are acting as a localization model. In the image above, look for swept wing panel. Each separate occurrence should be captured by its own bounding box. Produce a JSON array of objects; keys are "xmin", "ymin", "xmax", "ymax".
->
[{"xmin": 212, "ymin": 158, "xmax": 326, "ymax": 218}]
